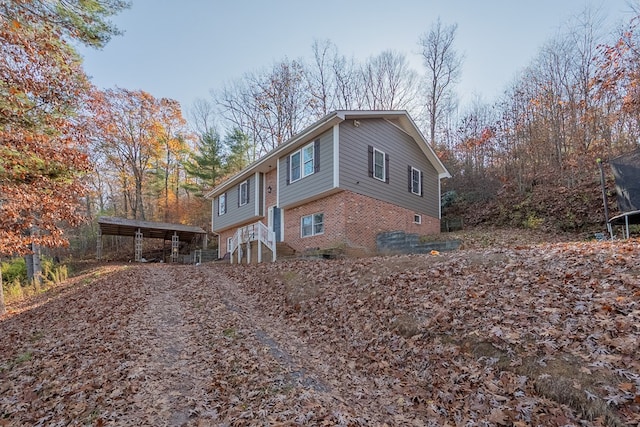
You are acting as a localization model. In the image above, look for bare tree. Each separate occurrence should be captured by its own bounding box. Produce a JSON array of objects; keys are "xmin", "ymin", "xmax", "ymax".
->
[
  {"xmin": 216, "ymin": 43, "xmax": 422, "ymax": 162},
  {"xmin": 333, "ymin": 51, "xmax": 363, "ymax": 110},
  {"xmin": 360, "ymin": 50, "xmax": 420, "ymax": 112},
  {"xmin": 189, "ymin": 98, "xmax": 218, "ymax": 135},
  {"xmin": 419, "ymin": 18, "xmax": 463, "ymax": 147},
  {"xmin": 308, "ymin": 39, "xmax": 338, "ymax": 116},
  {"xmin": 216, "ymin": 58, "xmax": 312, "ymax": 159}
]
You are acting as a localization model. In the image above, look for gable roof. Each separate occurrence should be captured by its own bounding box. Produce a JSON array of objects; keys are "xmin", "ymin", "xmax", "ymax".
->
[{"xmin": 204, "ymin": 110, "xmax": 450, "ymax": 199}]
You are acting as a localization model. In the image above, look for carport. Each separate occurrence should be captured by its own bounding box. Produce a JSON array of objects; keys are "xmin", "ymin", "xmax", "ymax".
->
[{"xmin": 97, "ymin": 216, "xmax": 207, "ymax": 262}]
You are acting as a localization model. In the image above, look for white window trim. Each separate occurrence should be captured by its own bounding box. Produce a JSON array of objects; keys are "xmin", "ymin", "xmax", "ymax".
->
[
  {"xmin": 301, "ymin": 212, "xmax": 324, "ymax": 238},
  {"xmin": 218, "ymin": 193, "xmax": 226, "ymax": 216},
  {"xmin": 414, "ymin": 214, "xmax": 422, "ymax": 224},
  {"xmin": 239, "ymin": 180, "xmax": 249, "ymax": 206},
  {"xmin": 290, "ymin": 142, "xmax": 315, "ymax": 183},
  {"xmin": 302, "ymin": 144, "xmax": 315, "ymax": 177},
  {"xmin": 373, "ymin": 148, "xmax": 386, "ymax": 182},
  {"xmin": 411, "ymin": 167, "xmax": 422, "ymax": 195}
]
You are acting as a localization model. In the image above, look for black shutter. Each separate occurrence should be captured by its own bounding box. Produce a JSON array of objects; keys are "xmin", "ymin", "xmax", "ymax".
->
[
  {"xmin": 408, "ymin": 166, "xmax": 413, "ymax": 192},
  {"xmin": 246, "ymin": 179, "xmax": 250, "ymax": 204},
  {"xmin": 385, "ymin": 153, "xmax": 390, "ymax": 183},
  {"xmin": 420, "ymin": 171, "xmax": 424, "ymax": 197},
  {"xmin": 314, "ymin": 139, "xmax": 320, "ymax": 173},
  {"xmin": 237, "ymin": 185, "xmax": 240, "ymax": 207},
  {"xmin": 286, "ymin": 156, "xmax": 290, "ymax": 185},
  {"xmin": 368, "ymin": 145, "xmax": 373, "ymax": 177}
]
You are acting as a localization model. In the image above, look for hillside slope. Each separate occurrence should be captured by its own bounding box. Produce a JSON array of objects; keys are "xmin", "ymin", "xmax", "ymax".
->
[{"xmin": 1, "ymin": 237, "xmax": 639, "ymax": 426}]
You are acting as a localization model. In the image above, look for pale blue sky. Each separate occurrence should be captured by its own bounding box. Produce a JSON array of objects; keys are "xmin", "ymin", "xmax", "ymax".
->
[{"xmin": 78, "ymin": 0, "xmax": 636, "ymax": 118}]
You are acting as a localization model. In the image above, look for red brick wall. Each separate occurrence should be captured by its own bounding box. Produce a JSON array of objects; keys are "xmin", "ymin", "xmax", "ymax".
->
[
  {"xmin": 283, "ymin": 190, "xmax": 440, "ymax": 255},
  {"xmin": 217, "ymin": 229, "xmax": 235, "ymax": 257},
  {"xmin": 343, "ymin": 191, "xmax": 439, "ymax": 252},
  {"xmin": 284, "ymin": 192, "xmax": 347, "ymax": 253}
]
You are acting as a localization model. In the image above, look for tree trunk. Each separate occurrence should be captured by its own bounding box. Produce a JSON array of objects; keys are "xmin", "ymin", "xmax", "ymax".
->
[
  {"xmin": 136, "ymin": 179, "xmax": 145, "ymax": 220},
  {"xmin": 25, "ymin": 243, "xmax": 42, "ymax": 286},
  {"xmin": 0, "ymin": 271, "xmax": 6, "ymax": 316}
]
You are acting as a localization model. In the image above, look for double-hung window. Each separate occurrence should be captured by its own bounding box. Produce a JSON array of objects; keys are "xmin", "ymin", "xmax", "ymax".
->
[
  {"xmin": 301, "ymin": 213, "xmax": 324, "ymax": 237},
  {"xmin": 239, "ymin": 180, "xmax": 249, "ymax": 206},
  {"xmin": 368, "ymin": 145, "xmax": 389, "ymax": 183},
  {"xmin": 288, "ymin": 141, "xmax": 319, "ymax": 184},
  {"xmin": 373, "ymin": 149, "xmax": 385, "ymax": 181},
  {"xmin": 303, "ymin": 144, "xmax": 314, "ymax": 176},
  {"xmin": 218, "ymin": 193, "xmax": 227, "ymax": 215},
  {"xmin": 410, "ymin": 167, "xmax": 422, "ymax": 195}
]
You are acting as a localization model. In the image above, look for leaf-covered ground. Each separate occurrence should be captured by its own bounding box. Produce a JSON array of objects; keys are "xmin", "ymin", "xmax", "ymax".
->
[{"xmin": 1, "ymin": 236, "xmax": 639, "ymax": 426}]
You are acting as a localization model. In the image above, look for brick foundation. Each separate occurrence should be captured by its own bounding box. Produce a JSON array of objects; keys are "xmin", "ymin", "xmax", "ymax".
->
[
  {"xmin": 283, "ymin": 190, "xmax": 440, "ymax": 255},
  {"xmin": 218, "ymin": 190, "xmax": 440, "ymax": 259}
]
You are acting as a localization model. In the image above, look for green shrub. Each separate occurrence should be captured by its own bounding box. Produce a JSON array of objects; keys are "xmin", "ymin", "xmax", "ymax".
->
[
  {"xmin": 1, "ymin": 258, "xmax": 27, "ymax": 285},
  {"xmin": 42, "ymin": 257, "xmax": 68, "ymax": 285},
  {"xmin": 523, "ymin": 213, "xmax": 544, "ymax": 229},
  {"xmin": 3, "ymin": 278, "xmax": 24, "ymax": 301},
  {"xmin": 1, "ymin": 257, "xmax": 68, "ymax": 304}
]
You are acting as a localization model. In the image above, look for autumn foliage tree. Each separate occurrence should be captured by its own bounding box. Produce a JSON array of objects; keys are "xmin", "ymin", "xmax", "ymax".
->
[
  {"xmin": 91, "ymin": 88, "xmax": 190, "ymax": 222},
  {"xmin": 0, "ymin": 0, "xmax": 128, "ymax": 314},
  {"xmin": 442, "ymin": 8, "xmax": 640, "ymax": 231},
  {"xmin": 594, "ymin": 15, "xmax": 640, "ymax": 146}
]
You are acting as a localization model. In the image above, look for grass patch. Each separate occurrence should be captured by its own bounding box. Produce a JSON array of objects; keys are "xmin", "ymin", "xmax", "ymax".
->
[
  {"xmin": 223, "ymin": 328, "xmax": 237, "ymax": 339},
  {"xmin": 0, "ymin": 351, "xmax": 33, "ymax": 373},
  {"xmin": 14, "ymin": 351, "xmax": 32, "ymax": 364}
]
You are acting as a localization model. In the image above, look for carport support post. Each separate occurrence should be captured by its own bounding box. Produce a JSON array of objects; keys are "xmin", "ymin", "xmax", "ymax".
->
[
  {"xmin": 171, "ymin": 231, "xmax": 179, "ymax": 262},
  {"xmin": 135, "ymin": 228, "xmax": 143, "ymax": 262},
  {"xmin": 97, "ymin": 229, "xmax": 102, "ymax": 260}
]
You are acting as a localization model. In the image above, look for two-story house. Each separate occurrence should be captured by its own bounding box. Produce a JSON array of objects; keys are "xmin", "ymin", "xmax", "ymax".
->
[{"xmin": 204, "ymin": 110, "xmax": 450, "ymax": 262}]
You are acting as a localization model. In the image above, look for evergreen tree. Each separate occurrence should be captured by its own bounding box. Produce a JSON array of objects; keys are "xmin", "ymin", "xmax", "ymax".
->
[
  {"xmin": 183, "ymin": 129, "xmax": 225, "ymax": 195},
  {"xmin": 224, "ymin": 128, "xmax": 251, "ymax": 175}
]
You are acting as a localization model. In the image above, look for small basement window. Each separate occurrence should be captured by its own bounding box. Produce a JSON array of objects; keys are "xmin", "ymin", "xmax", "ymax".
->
[{"xmin": 414, "ymin": 214, "xmax": 422, "ymax": 224}]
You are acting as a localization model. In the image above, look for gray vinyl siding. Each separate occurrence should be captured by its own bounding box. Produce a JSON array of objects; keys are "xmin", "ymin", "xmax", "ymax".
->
[
  {"xmin": 279, "ymin": 130, "xmax": 334, "ymax": 208},
  {"xmin": 212, "ymin": 174, "xmax": 263, "ymax": 231},
  {"xmin": 339, "ymin": 118, "xmax": 440, "ymax": 218}
]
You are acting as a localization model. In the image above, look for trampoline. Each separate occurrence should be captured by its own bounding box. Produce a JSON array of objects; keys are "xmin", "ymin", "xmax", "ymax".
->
[{"xmin": 602, "ymin": 149, "xmax": 640, "ymax": 238}]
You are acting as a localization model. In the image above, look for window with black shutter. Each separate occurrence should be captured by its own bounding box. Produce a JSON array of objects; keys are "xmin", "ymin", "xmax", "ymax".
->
[
  {"xmin": 369, "ymin": 146, "xmax": 389, "ymax": 183},
  {"xmin": 409, "ymin": 166, "xmax": 422, "ymax": 195}
]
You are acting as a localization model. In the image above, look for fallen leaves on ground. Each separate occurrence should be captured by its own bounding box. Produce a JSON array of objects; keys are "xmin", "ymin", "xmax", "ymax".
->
[{"xmin": 0, "ymin": 237, "xmax": 639, "ymax": 426}]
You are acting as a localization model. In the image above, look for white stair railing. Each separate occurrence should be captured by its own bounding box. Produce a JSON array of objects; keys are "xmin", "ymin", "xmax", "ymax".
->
[{"xmin": 230, "ymin": 221, "xmax": 276, "ymax": 263}]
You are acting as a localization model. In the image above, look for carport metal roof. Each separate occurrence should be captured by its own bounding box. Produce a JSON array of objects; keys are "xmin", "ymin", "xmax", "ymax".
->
[{"xmin": 98, "ymin": 216, "xmax": 207, "ymax": 242}]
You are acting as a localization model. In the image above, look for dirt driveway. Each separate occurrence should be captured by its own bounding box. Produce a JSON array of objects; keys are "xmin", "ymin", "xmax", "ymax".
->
[{"xmin": 0, "ymin": 265, "xmax": 368, "ymax": 426}]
